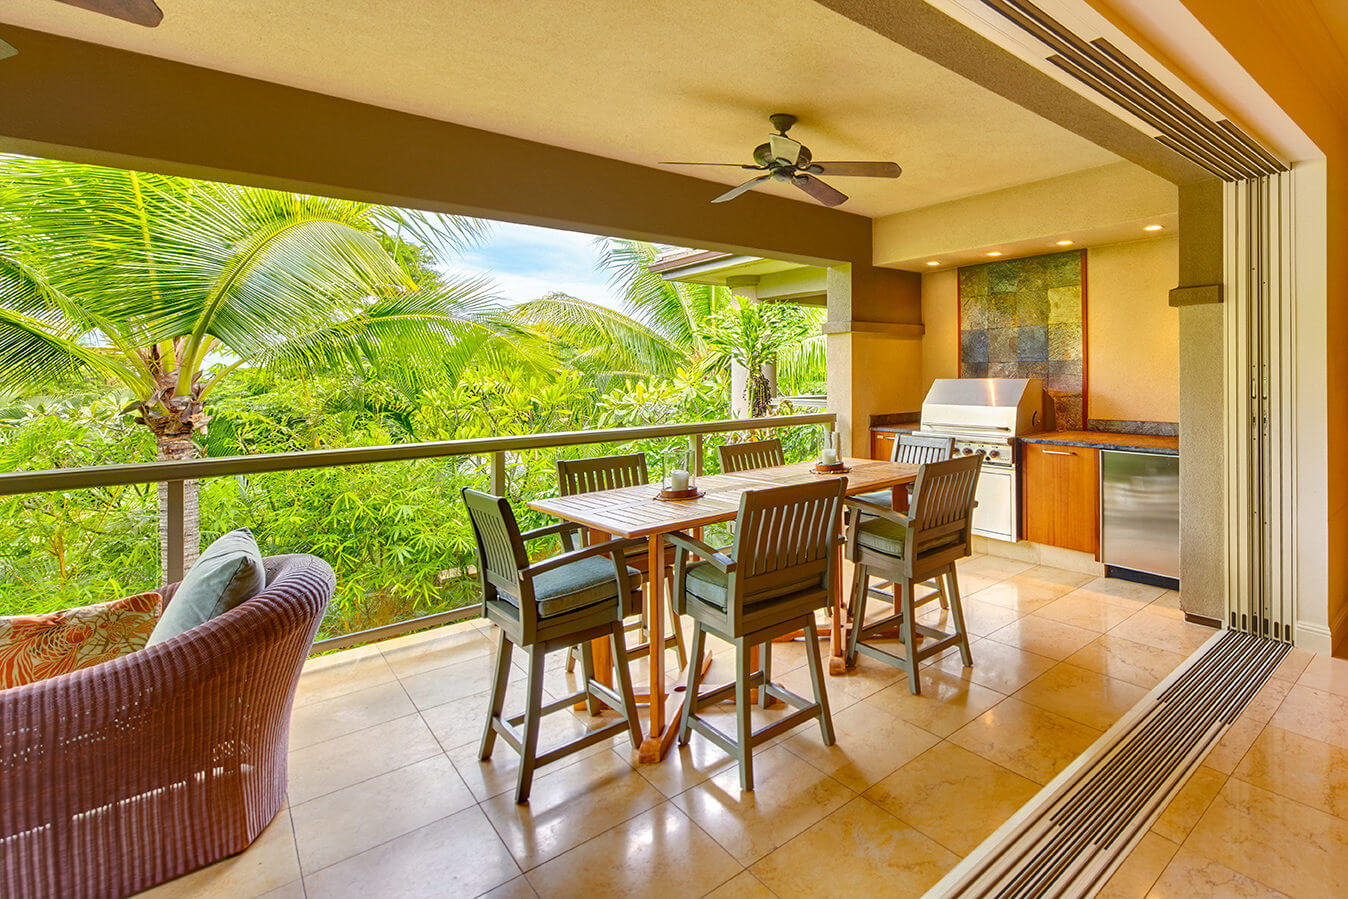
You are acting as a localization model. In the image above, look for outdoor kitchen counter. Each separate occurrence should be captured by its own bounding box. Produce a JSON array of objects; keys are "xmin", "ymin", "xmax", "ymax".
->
[{"xmin": 1020, "ymin": 430, "xmax": 1179, "ymax": 456}]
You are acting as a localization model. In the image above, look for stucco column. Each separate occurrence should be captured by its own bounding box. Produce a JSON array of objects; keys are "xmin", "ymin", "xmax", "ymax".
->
[
  {"xmin": 825, "ymin": 264, "xmax": 925, "ymax": 456},
  {"xmin": 1171, "ymin": 179, "xmax": 1226, "ymax": 626}
]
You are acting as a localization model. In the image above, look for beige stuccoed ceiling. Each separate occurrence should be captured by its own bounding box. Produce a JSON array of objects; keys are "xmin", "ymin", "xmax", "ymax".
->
[{"xmin": 0, "ymin": 0, "xmax": 1120, "ymax": 218}]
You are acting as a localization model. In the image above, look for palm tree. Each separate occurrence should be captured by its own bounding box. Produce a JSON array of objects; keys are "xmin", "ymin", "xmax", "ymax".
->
[
  {"xmin": 595, "ymin": 238, "xmax": 729, "ymax": 350},
  {"xmin": 0, "ymin": 155, "xmax": 504, "ymax": 574}
]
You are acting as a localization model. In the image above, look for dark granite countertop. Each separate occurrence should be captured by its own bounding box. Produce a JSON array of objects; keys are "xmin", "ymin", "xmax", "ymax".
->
[
  {"xmin": 871, "ymin": 423, "xmax": 921, "ymax": 434},
  {"xmin": 1021, "ymin": 430, "xmax": 1179, "ymax": 455}
]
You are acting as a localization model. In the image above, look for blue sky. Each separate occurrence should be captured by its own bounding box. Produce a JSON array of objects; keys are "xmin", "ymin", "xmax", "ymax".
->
[{"xmin": 438, "ymin": 219, "xmax": 629, "ymax": 310}]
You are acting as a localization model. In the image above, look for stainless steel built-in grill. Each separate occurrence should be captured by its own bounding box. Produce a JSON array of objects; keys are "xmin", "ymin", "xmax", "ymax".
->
[{"xmin": 918, "ymin": 378, "xmax": 1053, "ymax": 542}]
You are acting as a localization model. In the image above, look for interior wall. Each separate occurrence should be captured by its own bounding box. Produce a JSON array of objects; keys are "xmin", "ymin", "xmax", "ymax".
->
[
  {"xmin": 917, "ymin": 240, "xmax": 1179, "ymax": 424},
  {"xmin": 1086, "ymin": 238, "xmax": 1180, "ymax": 423}
]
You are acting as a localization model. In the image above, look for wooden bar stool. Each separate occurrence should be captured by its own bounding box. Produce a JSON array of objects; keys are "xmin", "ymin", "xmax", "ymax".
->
[
  {"xmin": 844, "ymin": 454, "xmax": 982, "ymax": 695},
  {"xmin": 556, "ymin": 453, "xmax": 687, "ymax": 673},
  {"xmin": 463, "ymin": 488, "xmax": 644, "ymax": 803},
  {"xmin": 669, "ymin": 478, "xmax": 845, "ymax": 791}
]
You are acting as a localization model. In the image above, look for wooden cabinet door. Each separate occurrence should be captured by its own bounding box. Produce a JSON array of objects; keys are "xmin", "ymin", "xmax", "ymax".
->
[
  {"xmin": 1022, "ymin": 443, "xmax": 1099, "ymax": 555},
  {"xmin": 871, "ymin": 431, "xmax": 897, "ymax": 462}
]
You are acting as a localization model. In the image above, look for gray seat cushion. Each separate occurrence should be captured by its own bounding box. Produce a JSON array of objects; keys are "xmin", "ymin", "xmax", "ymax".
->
[
  {"xmin": 855, "ymin": 517, "xmax": 910, "ymax": 559},
  {"xmin": 146, "ymin": 527, "xmax": 265, "ymax": 646},
  {"xmin": 683, "ymin": 560, "xmax": 816, "ymax": 611},
  {"xmin": 854, "ymin": 489, "xmax": 894, "ymax": 510},
  {"xmin": 503, "ymin": 556, "xmax": 641, "ymax": 618}
]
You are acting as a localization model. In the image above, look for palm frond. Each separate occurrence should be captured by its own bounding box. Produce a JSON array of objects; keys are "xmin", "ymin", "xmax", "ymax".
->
[{"xmin": 511, "ymin": 292, "xmax": 687, "ymax": 380}]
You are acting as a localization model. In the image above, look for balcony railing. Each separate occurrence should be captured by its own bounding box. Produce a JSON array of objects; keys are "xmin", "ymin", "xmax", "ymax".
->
[{"xmin": 0, "ymin": 412, "xmax": 835, "ymax": 653}]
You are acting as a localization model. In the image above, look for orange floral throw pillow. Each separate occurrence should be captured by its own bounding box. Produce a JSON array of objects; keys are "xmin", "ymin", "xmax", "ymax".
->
[{"xmin": 0, "ymin": 592, "xmax": 162, "ymax": 689}]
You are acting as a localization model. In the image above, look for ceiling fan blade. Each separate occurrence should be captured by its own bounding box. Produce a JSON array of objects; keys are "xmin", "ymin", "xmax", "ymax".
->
[
  {"xmin": 792, "ymin": 173, "xmax": 848, "ymax": 207},
  {"xmin": 769, "ymin": 133, "xmax": 803, "ymax": 166},
  {"xmin": 809, "ymin": 161, "xmax": 903, "ymax": 178},
  {"xmin": 53, "ymin": 0, "xmax": 164, "ymax": 26},
  {"xmin": 660, "ymin": 162, "xmax": 764, "ymax": 169},
  {"xmin": 0, "ymin": 38, "xmax": 16, "ymax": 61},
  {"xmin": 712, "ymin": 174, "xmax": 772, "ymax": 204}
]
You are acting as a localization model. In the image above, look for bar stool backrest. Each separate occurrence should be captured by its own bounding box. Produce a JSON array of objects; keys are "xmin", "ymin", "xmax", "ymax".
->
[
  {"xmin": 718, "ymin": 437, "xmax": 785, "ymax": 473},
  {"xmin": 908, "ymin": 454, "xmax": 983, "ymax": 561},
  {"xmin": 893, "ymin": 433, "xmax": 955, "ymax": 465},
  {"xmin": 557, "ymin": 453, "xmax": 649, "ymax": 496},
  {"xmin": 729, "ymin": 478, "xmax": 846, "ymax": 610},
  {"xmin": 462, "ymin": 488, "xmax": 529, "ymax": 601}
]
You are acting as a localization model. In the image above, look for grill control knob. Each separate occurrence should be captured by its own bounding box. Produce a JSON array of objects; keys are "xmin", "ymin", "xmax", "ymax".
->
[{"xmin": 989, "ymin": 449, "xmax": 1001, "ymax": 459}]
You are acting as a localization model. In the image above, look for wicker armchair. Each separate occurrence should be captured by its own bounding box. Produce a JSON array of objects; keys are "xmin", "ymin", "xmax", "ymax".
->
[{"xmin": 0, "ymin": 553, "xmax": 334, "ymax": 899}]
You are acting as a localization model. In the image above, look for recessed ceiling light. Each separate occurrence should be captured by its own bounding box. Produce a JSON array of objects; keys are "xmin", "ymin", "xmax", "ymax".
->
[
  {"xmin": 1144, "ymin": 224, "xmax": 1164, "ymax": 231},
  {"xmin": 926, "ymin": 261, "xmax": 940, "ymax": 266},
  {"xmin": 1056, "ymin": 239, "xmax": 1073, "ymax": 246},
  {"xmin": 987, "ymin": 251, "xmax": 1003, "ymax": 257}
]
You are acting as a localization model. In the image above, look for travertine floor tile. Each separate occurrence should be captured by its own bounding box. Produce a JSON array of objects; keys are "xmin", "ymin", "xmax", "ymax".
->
[
  {"xmin": 671, "ymin": 745, "xmax": 854, "ymax": 865},
  {"xmin": 869, "ymin": 667, "xmax": 1006, "ymax": 737},
  {"xmin": 1064, "ymin": 635, "xmax": 1187, "ymax": 689},
  {"xmin": 1033, "ymin": 593, "xmax": 1137, "ymax": 632},
  {"xmin": 291, "ymin": 755, "xmax": 475, "ymax": 874},
  {"xmin": 782, "ymin": 696, "xmax": 940, "ymax": 791},
  {"xmin": 750, "ymin": 796, "xmax": 958, "ymax": 897},
  {"xmin": 379, "ymin": 624, "xmax": 494, "ymax": 678},
  {"xmin": 523, "ymin": 801, "xmax": 741, "ymax": 898},
  {"xmin": 1182, "ymin": 778, "xmax": 1348, "ymax": 898},
  {"xmin": 1233, "ymin": 725, "xmax": 1348, "ymax": 820},
  {"xmin": 986, "ymin": 615, "xmax": 1098, "ymax": 660},
  {"xmin": 1267, "ymin": 646, "xmax": 1314, "ymax": 682},
  {"xmin": 1296, "ymin": 653, "xmax": 1348, "ymax": 698},
  {"xmin": 1203, "ymin": 716, "xmax": 1265, "ymax": 775},
  {"xmin": 399, "ymin": 652, "xmax": 524, "ymax": 711},
  {"xmin": 864, "ymin": 743, "xmax": 1040, "ymax": 855},
  {"xmin": 295, "ymin": 644, "xmax": 397, "ymax": 708},
  {"xmin": 1010, "ymin": 565, "xmax": 1092, "ymax": 593},
  {"xmin": 481, "ymin": 747, "xmax": 661, "ymax": 869},
  {"xmin": 1011, "ymin": 662, "xmax": 1148, "ymax": 731},
  {"xmin": 949, "ymin": 698, "xmax": 1100, "ymax": 784},
  {"xmin": 1106, "ymin": 608, "xmax": 1215, "ymax": 654},
  {"xmin": 481, "ymin": 875, "xmax": 538, "ymax": 898},
  {"xmin": 1071, "ymin": 576, "xmax": 1167, "ymax": 608},
  {"xmin": 1268, "ymin": 684, "xmax": 1348, "ymax": 751},
  {"xmin": 287, "ymin": 713, "xmax": 441, "ymax": 805},
  {"xmin": 1150, "ymin": 765, "xmax": 1226, "ymax": 843},
  {"xmin": 1149, "ymin": 849, "xmax": 1289, "ymax": 898},
  {"xmin": 303, "ymin": 806, "xmax": 520, "ymax": 898},
  {"xmin": 448, "ymin": 720, "xmax": 623, "ymax": 803},
  {"xmin": 965, "ymin": 578, "xmax": 1063, "ymax": 614},
  {"xmin": 289, "ymin": 678, "xmax": 416, "ymax": 751},
  {"xmin": 929, "ymin": 637, "xmax": 1057, "ymax": 694},
  {"xmin": 703, "ymin": 870, "xmax": 776, "ymax": 898},
  {"xmin": 1095, "ymin": 831, "xmax": 1176, "ymax": 899},
  {"xmin": 918, "ymin": 596, "xmax": 1023, "ymax": 637},
  {"xmin": 622, "ymin": 731, "xmax": 738, "ymax": 798}
]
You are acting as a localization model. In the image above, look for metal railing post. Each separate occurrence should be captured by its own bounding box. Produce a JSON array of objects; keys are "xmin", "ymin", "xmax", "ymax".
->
[
  {"xmin": 692, "ymin": 434, "xmax": 704, "ymax": 476},
  {"xmin": 165, "ymin": 479, "xmax": 186, "ymax": 583},
  {"xmin": 490, "ymin": 450, "xmax": 507, "ymax": 495}
]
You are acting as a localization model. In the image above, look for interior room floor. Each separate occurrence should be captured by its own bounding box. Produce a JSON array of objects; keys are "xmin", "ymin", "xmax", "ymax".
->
[{"xmin": 138, "ymin": 553, "xmax": 1347, "ymax": 899}]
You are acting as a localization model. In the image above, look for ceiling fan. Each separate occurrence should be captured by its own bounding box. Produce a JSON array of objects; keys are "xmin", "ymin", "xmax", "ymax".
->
[
  {"xmin": 52, "ymin": 0, "xmax": 163, "ymax": 27},
  {"xmin": 661, "ymin": 114, "xmax": 901, "ymax": 207}
]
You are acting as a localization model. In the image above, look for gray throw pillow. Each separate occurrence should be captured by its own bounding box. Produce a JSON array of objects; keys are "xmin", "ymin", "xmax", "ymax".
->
[{"xmin": 146, "ymin": 527, "xmax": 265, "ymax": 646}]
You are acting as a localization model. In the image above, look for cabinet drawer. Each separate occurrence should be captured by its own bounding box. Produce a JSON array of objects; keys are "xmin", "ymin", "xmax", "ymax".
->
[
  {"xmin": 871, "ymin": 431, "xmax": 897, "ymax": 462},
  {"xmin": 1022, "ymin": 443, "xmax": 1099, "ymax": 555}
]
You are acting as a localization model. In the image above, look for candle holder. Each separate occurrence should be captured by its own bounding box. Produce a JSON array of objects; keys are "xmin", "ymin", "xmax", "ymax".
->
[
  {"xmin": 657, "ymin": 447, "xmax": 703, "ymax": 501},
  {"xmin": 814, "ymin": 428, "xmax": 848, "ymax": 474}
]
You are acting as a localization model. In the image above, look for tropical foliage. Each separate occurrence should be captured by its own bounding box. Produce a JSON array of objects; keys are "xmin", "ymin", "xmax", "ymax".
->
[{"xmin": 0, "ymin": 157, "xmax": 828, "ymax": 639}]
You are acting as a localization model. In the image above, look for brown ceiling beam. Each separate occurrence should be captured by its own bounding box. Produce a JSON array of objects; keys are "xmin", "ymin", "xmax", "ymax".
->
[{"xmin": 0, "ymin": 26, "xmax": 870, "ymax": 268}]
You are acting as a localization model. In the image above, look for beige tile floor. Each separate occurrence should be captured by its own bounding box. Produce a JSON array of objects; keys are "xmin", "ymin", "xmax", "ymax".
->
[{"xmin": 138, "ymin": 553, "xmax": 1348, "ymax": 898}]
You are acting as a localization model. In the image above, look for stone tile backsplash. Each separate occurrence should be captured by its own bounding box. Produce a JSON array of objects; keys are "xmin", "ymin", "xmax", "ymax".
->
[{"xmin": 959, "ymin": 250, "xmax": 1085, "ymax": 428}]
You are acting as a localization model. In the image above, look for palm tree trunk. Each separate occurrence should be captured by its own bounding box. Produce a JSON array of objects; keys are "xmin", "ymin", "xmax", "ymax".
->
[{"xmin": 157, "ymin": 434, "xmax": 200, "ymax": 583}]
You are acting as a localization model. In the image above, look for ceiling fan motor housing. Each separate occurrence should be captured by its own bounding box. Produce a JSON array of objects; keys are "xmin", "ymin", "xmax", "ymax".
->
[{"xmin": 753, "ymin": 142, "xmax": 812, "ymax": 170}]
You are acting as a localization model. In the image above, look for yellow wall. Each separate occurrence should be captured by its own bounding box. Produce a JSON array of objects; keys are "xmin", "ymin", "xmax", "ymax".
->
[
  {"xmin": 1086, "ymin": 238, "xmax": 1180, "ymax": 422},
  {"xmin": 917, "ymin": 238, "xmax": 1179, "ymax": 422}
]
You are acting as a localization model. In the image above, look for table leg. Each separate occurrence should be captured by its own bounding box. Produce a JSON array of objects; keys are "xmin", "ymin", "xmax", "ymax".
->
[
  {"xmin": 638, "ymin": 534, "xmax": 667, "ymax": 762},
  {"xmin": 576, "ymin": 528, "xmax": 614, "ymax": 713},
  {"xmin": 829, "ymin": 536, "xmax": 847, "ymax": 675}
]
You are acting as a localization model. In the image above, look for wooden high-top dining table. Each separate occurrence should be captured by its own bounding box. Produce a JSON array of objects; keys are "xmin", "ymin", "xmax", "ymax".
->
[{"xmin": 528, "ymin": 457, "xmax": 918, "ymax": 763}]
